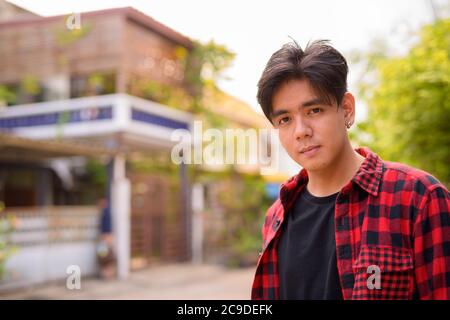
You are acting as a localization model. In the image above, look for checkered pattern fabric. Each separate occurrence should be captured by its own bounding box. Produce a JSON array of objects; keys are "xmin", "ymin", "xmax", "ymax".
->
[{"xmin": 251, "ymin": 147, "xmax": 450, "ymax": 300}]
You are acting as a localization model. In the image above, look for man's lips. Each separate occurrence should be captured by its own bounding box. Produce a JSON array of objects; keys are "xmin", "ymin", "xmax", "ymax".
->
[{"xmin": 300, "ymin": 145, "xmax": 320, "ymax": 153}]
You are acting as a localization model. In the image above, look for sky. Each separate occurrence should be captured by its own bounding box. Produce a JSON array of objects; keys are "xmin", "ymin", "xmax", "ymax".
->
[{"xmin": 7, "ymin": 0, "xmax": 440, "ymax": 122}]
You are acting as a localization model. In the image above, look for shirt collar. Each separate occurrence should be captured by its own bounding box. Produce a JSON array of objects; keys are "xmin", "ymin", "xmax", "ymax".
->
[
  {"xmin": 351, "ymin": 147, "xmax": 384, "ymax": 196},
  {"xmin": 280, "ymin": 146, "xmax": 384, "ymax": 204}
]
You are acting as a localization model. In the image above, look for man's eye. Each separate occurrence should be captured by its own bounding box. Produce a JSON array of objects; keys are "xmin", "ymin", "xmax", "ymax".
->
[
  {"xmin": 278, "ymin": 116, "xmax": 290, "ymax": 125},
  {"xmin": 308, "ymin": 108, "xmax": 322, "ymax": 115}
]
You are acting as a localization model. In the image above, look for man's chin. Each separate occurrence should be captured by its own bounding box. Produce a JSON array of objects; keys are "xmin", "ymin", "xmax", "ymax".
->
[
  {"xmin": 288, "ymin": 151, "xmax": 328, "ymax": 171},
  {"xmin": 295, "ymin": 158, "xmax": 328, "ymax": 173}
]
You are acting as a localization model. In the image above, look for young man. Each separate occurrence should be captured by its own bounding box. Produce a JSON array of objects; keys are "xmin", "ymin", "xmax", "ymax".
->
[{"xmin": 252, "ymin": 40, "xmax": 450, "ymax": 300}]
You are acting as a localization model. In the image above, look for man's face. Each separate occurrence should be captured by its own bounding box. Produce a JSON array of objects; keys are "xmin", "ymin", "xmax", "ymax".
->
[{"xmin": 271, "ymin": 78, "xmax": 349, "ymax": 173}]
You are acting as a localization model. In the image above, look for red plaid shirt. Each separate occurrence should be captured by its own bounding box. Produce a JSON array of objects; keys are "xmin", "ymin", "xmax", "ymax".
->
[{"xmin": 252, "ymin": 147, "xmax": 450, "ymax": 300}]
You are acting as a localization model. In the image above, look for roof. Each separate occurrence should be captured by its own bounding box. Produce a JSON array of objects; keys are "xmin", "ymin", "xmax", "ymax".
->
[
  {"xmin": 0, "ymin": 0, "xmax": 40, "ymax": 22},
  {"xmin": 0, "ymin": 6, "xmax": 193, "ymax": 49}
]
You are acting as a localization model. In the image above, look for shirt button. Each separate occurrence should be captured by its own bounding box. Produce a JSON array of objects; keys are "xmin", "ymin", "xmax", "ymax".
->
[
  {"xmin": 337, "ymin": 216, "xmax": 348, "ymax": 230},
  {"xmin": 272, "ymin": 219, "xmax": 281, "ymax": 231}
]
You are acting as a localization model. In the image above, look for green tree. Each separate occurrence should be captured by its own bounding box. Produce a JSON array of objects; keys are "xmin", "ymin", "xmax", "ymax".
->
[
  {"xmin": 130, "ymin": 40, "xmax": 235, "ymax": 128},
  {"xmin": 0, "ymin": 85, "xmax": 16, "ymax": 106},
  {"xmin": 216, "ymin": 172, "xmax": 270, "ymax": 267},
  {"xmin": 354, "ymin": 19, "xmax": 450, "ymax": 186},
  {"xmin": 127, "ymin": 39, "xmax": 268, "ymax": 266}
]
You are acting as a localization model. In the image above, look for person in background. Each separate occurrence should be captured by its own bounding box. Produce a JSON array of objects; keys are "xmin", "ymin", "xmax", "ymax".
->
[{"xmin": 96, "ymin": 197, "xmax": 116, "ymax": 279}]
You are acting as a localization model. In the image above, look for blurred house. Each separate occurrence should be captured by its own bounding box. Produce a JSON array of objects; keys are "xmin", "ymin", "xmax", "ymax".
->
[
  {"xmin": 0, "ymin": 2, "xmax": 283, "ymax": 289},
  {"xmin": 0, "ymin": 131, "xmax": 117, "ymax": 288},
  {"xmin": 0, "ymin": 0, "xmax": 38, "ymax": 23}
]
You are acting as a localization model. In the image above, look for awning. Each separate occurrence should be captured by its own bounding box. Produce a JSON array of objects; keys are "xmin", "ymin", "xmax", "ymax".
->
[{"xmin": 0, "ymin": 131, "xmax": 117, "ymax": 162}]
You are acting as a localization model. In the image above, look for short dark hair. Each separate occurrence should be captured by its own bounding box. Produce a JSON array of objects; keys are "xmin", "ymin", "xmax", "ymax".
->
[{"xmin": 257, "ymin": 40, "xmax": 348, "ymax": 122}]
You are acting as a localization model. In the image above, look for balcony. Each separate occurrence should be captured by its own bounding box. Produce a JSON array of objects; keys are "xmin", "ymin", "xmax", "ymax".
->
[{"xmin": 0, "ymin": 94, "xmax": 194, "ymax": 152}]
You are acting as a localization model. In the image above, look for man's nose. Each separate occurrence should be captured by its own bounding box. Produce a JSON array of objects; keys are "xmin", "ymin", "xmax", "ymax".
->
[{"xmin": 294, "ymin": 117, "xmax": 311, "ymax": 140}]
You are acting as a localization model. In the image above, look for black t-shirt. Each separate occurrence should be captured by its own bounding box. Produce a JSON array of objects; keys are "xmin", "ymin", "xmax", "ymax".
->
[{"xmin": 278, "ymin": 187, "xmax": 343, "ymax": 300}]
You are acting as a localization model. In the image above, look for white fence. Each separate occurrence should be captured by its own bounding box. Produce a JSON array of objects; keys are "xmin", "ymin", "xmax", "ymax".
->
[{"xmin": 0, "ymin": 206, "xmax": 100, "ymax": 291}]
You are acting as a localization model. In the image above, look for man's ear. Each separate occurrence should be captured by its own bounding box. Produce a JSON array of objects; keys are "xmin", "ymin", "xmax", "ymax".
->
[{"xmin": 341, "ymin": 92, "xmax": 356, "ymax": 125}]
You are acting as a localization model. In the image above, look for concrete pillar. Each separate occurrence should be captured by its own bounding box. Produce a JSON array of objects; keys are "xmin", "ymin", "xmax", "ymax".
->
[
  {"xmin": 111, "ymin": 154, "xmax": 131, "ymax": 279},
  {"xmin": 191, "ymin": 183, "xmax": 204, "ymax": 264},
  {"xmin": 180, "ymin": 158, "xmax": 191, "ymax": 261}
]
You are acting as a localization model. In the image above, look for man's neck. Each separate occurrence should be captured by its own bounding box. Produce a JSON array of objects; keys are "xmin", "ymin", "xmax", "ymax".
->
[{"xmin": 306, "ymin": 144, "xmax": 365, "ymax": 197}]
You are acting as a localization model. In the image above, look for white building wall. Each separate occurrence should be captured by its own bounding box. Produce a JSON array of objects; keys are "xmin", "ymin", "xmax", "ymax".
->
[{"xmin": 0, "ymin": 242, "xmax": 98, "ymax": 291}]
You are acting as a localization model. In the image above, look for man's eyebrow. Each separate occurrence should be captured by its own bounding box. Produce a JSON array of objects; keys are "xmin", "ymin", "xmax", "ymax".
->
[
  {"xmin": 271, "ymin": 98, "xmax": 327, "ymax": 119},
  {"xmin": 301, "ymin": 98, "xmax": 326, "ymax": 107},
  {"xmin": 271, "ymin": 109, "xmax": 289, "ymax": 118}
]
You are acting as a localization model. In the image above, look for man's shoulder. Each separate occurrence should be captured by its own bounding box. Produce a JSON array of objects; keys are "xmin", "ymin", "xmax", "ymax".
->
[{"xmin": 382, "ymin": 160, "xmax": 447, "ymax": 194}]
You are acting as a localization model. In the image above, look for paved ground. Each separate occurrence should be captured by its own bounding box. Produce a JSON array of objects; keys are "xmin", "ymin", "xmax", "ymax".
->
[{"xmin": 0, "ymin": 263, "xmax": 255, "ymax": 300}]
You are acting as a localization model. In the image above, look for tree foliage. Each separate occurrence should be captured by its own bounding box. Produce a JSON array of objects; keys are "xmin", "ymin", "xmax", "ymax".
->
[{"xmin": 354, "ymin": 19, "xmax": 450, "ymax": 186}]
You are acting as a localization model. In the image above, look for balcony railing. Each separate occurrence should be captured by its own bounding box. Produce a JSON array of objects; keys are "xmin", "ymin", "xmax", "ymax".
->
[{"xmin": 0, "ymin": 94, "xmax": 193, "ymax": 148}]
